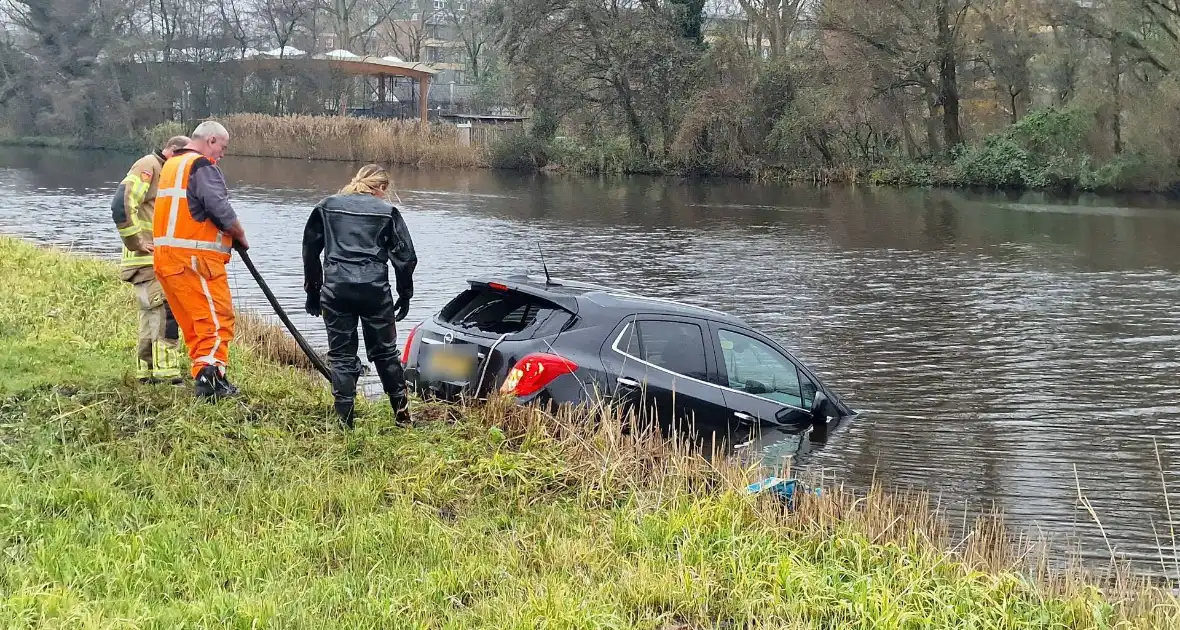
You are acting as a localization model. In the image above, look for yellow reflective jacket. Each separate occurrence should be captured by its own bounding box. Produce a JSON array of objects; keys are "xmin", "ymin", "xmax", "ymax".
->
[{"xmin": 111, "ymin": 151, "xmax": 166, "ymax": 280}]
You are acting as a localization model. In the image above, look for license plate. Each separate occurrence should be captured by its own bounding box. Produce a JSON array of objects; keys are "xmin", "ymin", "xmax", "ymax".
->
[{"xmin": 424, "ymin": 346, "xmax": 476, "ymax": 382}]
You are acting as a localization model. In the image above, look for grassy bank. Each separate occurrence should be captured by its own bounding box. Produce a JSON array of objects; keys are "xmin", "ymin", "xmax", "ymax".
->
[{"xmin": 1, "ymin": 235, "xmax": 1178, "ymax": 627}]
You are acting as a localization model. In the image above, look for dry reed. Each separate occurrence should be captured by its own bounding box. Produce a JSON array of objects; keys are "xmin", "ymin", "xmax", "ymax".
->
[
  {"xmin": 233, "ymin": 310, "xmax": 324, "ymax": 372},
  {"xmin": 224, "ymin": 113, "xmax": 485, "ymax": 168}
]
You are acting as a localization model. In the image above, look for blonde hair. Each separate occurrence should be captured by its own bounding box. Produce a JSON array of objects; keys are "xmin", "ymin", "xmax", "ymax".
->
[{"xmin": 339, "ymin": 164, "xmax": 391, "ymax": 198}]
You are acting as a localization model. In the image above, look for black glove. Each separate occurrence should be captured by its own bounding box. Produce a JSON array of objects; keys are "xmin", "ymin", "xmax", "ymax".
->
[
  {"xmin": 393, "ymin": 296, "xmax": 410, "ymax": 322},
  {"xmin": 305, "ymin": 289, "xmax": 321, "ymax": 317}
]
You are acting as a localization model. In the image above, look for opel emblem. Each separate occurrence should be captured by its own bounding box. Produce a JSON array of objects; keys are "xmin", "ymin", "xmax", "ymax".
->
[{"xmin": 443, "ymin": 332, "xmax": 454, "ymax": 344}]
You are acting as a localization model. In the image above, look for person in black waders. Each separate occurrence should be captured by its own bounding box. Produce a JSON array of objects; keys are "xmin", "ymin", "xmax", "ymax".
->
[{"xmin": 301, "ymin": 164, "xmax": 418, "ymax": 428}]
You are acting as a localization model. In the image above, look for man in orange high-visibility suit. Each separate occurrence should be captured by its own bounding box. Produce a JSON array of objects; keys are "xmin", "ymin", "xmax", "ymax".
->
[{"xmin": 152, "ymin": 121, "xmax": 251, "ymax": 399}]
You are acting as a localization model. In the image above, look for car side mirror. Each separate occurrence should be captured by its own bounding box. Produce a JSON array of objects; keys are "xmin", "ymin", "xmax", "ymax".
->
[{"xmin": 810, "ymin": 391, "xmax": 830, "ymax": 443}]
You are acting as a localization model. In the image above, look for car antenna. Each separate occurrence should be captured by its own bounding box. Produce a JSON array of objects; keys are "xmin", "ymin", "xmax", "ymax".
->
[{"xmin": 537, "ymin": 241, "xmax": 556, "ymax": 286}]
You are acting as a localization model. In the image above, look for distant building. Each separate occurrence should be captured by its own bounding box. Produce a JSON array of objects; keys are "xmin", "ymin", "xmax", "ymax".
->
[
  {"xmin": 379, "ymin": 0, "xmax": 477, "ymax": 83},
  {"xmin": 701, "ymin": 0, "xmax": 816, "ymax": 59}
]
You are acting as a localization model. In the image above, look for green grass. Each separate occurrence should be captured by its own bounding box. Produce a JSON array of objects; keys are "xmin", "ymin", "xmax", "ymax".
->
[
  {"xmin": 0, "ymin": 239, "xmax": 137, "ymax": 392},
  {"xmin": 0, "ymin": 236, "xmax": 1176, "ymax": 628}
]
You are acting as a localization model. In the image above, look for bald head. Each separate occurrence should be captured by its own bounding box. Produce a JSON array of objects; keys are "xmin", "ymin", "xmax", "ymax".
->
[
  {"xmin": 161, "ymin": 135, "xmax": 189, "ymax": 159},
  {"xmin": 189, "ymin": 121, "xmax": 230, "ymax": 162},
  {"xmin": 192, "ymin": 121, "xmax": 228, "ymax": 141}
]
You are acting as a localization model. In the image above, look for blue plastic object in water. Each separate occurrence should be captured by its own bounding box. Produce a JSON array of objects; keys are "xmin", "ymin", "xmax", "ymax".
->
[
  {"xmin": 746, "ymin": 476, "xmax": 799, "ymax": 502},
  {"xmin": 747, "ymin": 476, "xmax": 824, "ymax": 510}
]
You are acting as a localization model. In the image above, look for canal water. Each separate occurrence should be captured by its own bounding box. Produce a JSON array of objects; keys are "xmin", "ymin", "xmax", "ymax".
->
[{"xmin": 3, "ymin": 146, "xmax": 1180, "ymax": 578}]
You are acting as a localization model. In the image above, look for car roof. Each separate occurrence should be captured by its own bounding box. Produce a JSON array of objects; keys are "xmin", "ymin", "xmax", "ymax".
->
[{"xmin": 468, "ymin": 274, "xmax": 750, "ymax": 327}]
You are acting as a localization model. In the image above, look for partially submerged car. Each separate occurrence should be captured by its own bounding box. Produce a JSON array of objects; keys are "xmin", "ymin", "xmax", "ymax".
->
[{"xmin": 402, "ymin": 275, "xmax": 856, "ymax": 455}]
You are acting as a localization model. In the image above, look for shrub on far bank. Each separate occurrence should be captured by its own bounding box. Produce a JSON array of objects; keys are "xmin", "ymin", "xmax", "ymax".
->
[
  {"xmin": 951, "ymin": 106, "xmax": 1087, "ymax": 190},
  {"xmin": 489, "ymin": 132, "xmax": 665, "ymax": 175},
  {"xmin": 1081, "ymin": 151, "xmax": 1179, "ymax": 192},
  {"xmin": 7, "ymin": 108, "xmax": 1178, "ymax": 193},
  {"xmin": 869, "ymin": 161, "xmax": 940, "ymax": 188},
  {"xmin": 142, "ymin": 121, "xmax": 187, "ymax": 152},
  {"xmin": 549, "ymin": 135, "xmax": 658, "ymax": 174},
  {"xmin": 487, "ymin": 132, "xmax": 551, "ymax": 170},
  {"xmin": 492, "ymin": 102, "xmax": 1179, "ymax": 191},
  {"xmin": 945, "ymin": 105, "xmax": 1179, "ymax": 192},
  {"xmin": 0, "ymin": 134, "xmax": 142, "ymax": 153}
]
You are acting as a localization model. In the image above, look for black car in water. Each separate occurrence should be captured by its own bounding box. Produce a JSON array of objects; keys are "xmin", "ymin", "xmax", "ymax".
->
[{"xmin": 401, "ymin": 275, "xmax": 856, "ymax": 455}]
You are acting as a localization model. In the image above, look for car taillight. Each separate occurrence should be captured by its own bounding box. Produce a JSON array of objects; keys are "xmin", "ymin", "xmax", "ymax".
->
[
  {"xmin": 401, "ymin": 323, "xmax": 421, "ymax": 365},
  {"xmin": 500, "ymin": 353, "xmax": 578, "ymax": 397}
]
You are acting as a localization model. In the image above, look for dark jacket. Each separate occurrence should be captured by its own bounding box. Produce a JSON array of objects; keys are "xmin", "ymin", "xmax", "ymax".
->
[
  {"xmin": 301, "ymin": 192, "xmax": 417, "ymax": 304},
  {"xmin": 179, "ymin": 150, "xmax": 238, "ymax": 231}
]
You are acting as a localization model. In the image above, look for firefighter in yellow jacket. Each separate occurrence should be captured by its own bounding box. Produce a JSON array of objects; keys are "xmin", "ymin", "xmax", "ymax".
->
[{"xmin": 111, "ymin": 135, "xmax": 190, "ymax": 383}]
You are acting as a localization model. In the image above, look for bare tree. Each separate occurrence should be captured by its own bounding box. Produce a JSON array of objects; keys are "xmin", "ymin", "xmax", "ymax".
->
[
  {"xmin": 0, "ymin": 18, "xmax": 23, "ymax": 106},
  {"xmin": 259, "ymin": 0, "xmax": 315, "ymax": 54},
  {"xmin": 821, "ymin": 0, "xmax": 972, "ymax": 149},
  {"xmin": 443, "ymin": 0, "xmax": 493, "ymax": 78},
  {"xmin": 1045, "ymin": 0, "xmax": 1172, "ymax": 74},
  {"xmin": 1, "ymin": 0, "xmax": 137, "ymax": 134},
  {"xmin": 376, "ymin": 0, "xmax": 436, "ymax": 61},
  {"xmin": 217, "ymin": 0, "xmax": 255, "ymax": 55},
  {"xmin": 733, "ymin": 0, "xmax": 806, "ymax": 59},
  {"xmin": 971, "ymin": 0, "xmax": 1038, "ymax": 123},
  {"xmin": 321, "ymin": 0, "xmax": 397, "ymax": 52},
  {"xmin": 494, "ymin": 0, "xmax": 699, "ymax": 155}
]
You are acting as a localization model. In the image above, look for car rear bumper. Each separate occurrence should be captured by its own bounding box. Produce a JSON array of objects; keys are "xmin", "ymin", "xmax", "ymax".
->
[
  {"xmin": 408, "ymin": 357, "xmax": 601, "ymax": 409},
  {"xmin": 404, "ymin": 319, "xmax": 507, "ymax": 400},
  {"xmin": 405, "ymin": 363, "xmax": 480, "ymax": 402}
]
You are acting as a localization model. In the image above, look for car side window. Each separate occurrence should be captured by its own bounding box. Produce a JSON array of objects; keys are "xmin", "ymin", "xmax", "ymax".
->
[
  {"xmin": 617, "ymin": 321, "xmax": 642, "ymax": 357},
  {"xmin": 616, "ymin": 320, "xmax": 708, "ymax": 381},
  {"xmin": 718, "ymin": 329, "xmax": 803, "ymax": 408},
  {"xmin": 799, "ymin": 369, "xmax": 818, "ymax": 410}
]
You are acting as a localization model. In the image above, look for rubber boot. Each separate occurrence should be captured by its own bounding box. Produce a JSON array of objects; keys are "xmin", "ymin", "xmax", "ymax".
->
[
  {"xmin": 334, "ymin": 399, "xmax": 356, "ymax": 429},
  {"xmin": 136, "ymin": 356, "xmax": 152, "ymax": 384},
  {"xmin": 193, "ymin": 366, "xmax": 217, "ymax": 398},
  {"xmin": 215, "ymin": 370, "xmax": 240, "ymax": 398},
  {"xmin": 152, "ymin": 341, "xmax": 185, "ymax": 385},
  {"xmin": 194, "ymin": 365, "xmax": 240, "ymax": 400},
  {"xmin": 391, "ymin": 395, "xmax": 412, "ymax": 427}
]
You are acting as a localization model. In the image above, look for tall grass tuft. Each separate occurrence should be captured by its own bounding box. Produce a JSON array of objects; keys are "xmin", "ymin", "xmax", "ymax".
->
[{"xmin": 224, "ymin": 113, "xmax": 485, "ymax": 168}]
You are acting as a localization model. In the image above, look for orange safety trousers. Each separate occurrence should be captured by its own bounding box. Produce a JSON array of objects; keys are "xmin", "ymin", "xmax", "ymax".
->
[{"xmin": 155, "ymin": 248, "xmax": 235, "ymax": 378}]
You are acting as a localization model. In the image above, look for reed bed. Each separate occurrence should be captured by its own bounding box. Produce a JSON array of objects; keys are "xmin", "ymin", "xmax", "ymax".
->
[
  {"xmin": 234, "ymin": 310, "xmax": 323, "ymax": 372},
  {"xmin": 1, "ymin": 235, "xmax": 1178, "ymax": 628},
  {"xmin": 225, "ymin": 113, "xmax": 485, "ymax": 168}
]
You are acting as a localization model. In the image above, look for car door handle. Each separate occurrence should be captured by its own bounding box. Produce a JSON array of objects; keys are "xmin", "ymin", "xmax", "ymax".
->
[
  {"xmin": 733, "ymin": 411, "xmax": 756, "ymax": 423},
  {"xmin": 616, "ymin": 376, "xmax": 641, "ymax": 388}
]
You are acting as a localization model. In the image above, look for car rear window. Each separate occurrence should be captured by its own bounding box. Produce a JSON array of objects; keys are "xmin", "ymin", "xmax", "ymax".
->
[{"xmin": 439, "ymin": 287, "xmax": 571, "ymax": 336}]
